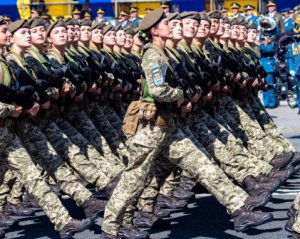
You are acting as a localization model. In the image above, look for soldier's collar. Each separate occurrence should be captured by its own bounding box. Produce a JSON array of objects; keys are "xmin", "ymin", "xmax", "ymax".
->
[
  {"xmin": 26, "ymin": 46, "xmax": 48, "ymax": 64},
  {"xmin": 6, "ymin": 50, "xmax": 28, "ymax": 70},
  {"xmin": 47, "ymin": 47, "xmax": 65, "ymax": 65}
]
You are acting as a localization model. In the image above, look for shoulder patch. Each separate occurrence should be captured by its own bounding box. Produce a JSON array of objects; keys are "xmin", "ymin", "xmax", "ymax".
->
[{"xmin": 151, "ymin": 66, "xmax": 164, "ymax": 86}]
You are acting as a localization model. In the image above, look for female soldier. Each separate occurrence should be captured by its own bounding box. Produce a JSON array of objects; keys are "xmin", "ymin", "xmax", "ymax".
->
[
  {"xmin": 101, "ymin": 8, "xmax": 273, "ymax": 239},
  {"xmin": 5, "ymin": 18, "xmax": 93, "ymax": 239}
]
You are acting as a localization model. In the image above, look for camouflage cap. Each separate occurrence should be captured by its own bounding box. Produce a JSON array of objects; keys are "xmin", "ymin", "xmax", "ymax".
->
[
  {"xmin": 80, "ymin": 19, "xmax": 92, "ymax": 27},
  {"xmin": 247, "ymin": 22, "xmax": 257, "ymax": 29},
  {"xmin": 167, "ymin": 12, "xmax": 181, "ymax": 21},
  {"xmin": 103, "ymin": 24, "xmax": 115, "ymax": 35},
  {"xmin": 139, "ymin": 8, "xmax": 166, "ymax": 32},
  {"xmin": 91, "ymin": 21, "xmax": 103, "ymax": 30},
  {"xmin": 7, "ymin": 19, "xmax": 29, "ymax": 34},
  {"xmin": 64, "ymin": 17, "xmax": 75, "ymax": 26},
  {"xmin": 124, "ymin": 27, "xmax": 137, "ymax": 36},
  {"xmin": 46, "ymin": 20, "xmax": 66, "ymax": 36},
  {"xmin": 115, "ymin": 24, "xmax": 123, "ymax": 32},
  {"xmin": 180, "ymin": 11, "xmax": 201, "ymax": 22},
  {"xmin": 199, "ymin": 12, "xmax": 211, "ymax": 24},
  {"xmin": 231, "ymin": 16, "xmax": 247, "ymax": 26},
  {"xmin": 28, "ymin": 16, "xmax": 45, "ymax": 29},
  {"xmin": 223, "ymin": 16, "xmax": 230, "ymax": 24},
  {"xmin": 208, "ymin": 10, "xmax": 222, "ymax": 19}
]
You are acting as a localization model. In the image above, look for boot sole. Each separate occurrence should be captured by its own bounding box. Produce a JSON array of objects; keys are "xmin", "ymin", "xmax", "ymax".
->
[
  {"xmin": 235, "ymin": 214, "xmax": 273, "ymax": 232},
  {"xmin": 60, "ymin": 220, "xmax": 93, "ymax": 239}
]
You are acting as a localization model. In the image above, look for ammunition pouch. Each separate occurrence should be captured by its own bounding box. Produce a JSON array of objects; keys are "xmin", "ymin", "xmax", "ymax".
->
[{"xmin": 123, "ymin": 100, "xmax": 171, "ymax": 136}]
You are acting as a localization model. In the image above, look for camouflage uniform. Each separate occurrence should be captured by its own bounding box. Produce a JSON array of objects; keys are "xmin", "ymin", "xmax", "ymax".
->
[
  {"xmin": 217, "ymin": 94, "xmax": 280, "ymax": 163},
  {"xmin": 102, "ymin": 45, "xmax": 249, "ymax": 236},
  {"xmin": 248, "ymin": 95, "xmax": 295, "ymax": 152},
  {"xmin": 6, "ymin": 51, "xmax": 92, "ymax": 207},
  {"xmin": 0, "ymin": 103, "xmax": 72, "ymax": 231}
]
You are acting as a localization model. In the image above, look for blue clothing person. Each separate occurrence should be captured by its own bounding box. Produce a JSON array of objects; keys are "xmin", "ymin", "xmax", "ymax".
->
[
  {"xmin": 260, "ymin": 28, "xmax": 280, "ymax": 108},
  {"xmin": 285, "ymin": 39, "xmax": 300, "ymax": 113},
  {"xmin": 247, "ymin": 15, "xmax": 259, "ymax": 27},
  {"xmin": 285, "ymin": 18, "xmax": 294, "ymax": 33}
]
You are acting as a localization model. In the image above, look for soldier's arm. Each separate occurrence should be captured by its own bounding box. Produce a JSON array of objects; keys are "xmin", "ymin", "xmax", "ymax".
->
[{"xmin": 142, "ymin": 48, "xmax": 183, "ymax": 103}]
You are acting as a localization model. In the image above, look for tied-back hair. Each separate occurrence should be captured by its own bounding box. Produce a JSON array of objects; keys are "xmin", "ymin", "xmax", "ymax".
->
[{"xmin": 138, "ymin": 30, "xmax": 152, "ymax": 44}]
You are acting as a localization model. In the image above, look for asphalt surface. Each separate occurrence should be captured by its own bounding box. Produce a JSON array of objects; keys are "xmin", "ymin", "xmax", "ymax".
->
[{"xmin": 4, "ymin": 104, "xmax": 300, "ymax": 239}]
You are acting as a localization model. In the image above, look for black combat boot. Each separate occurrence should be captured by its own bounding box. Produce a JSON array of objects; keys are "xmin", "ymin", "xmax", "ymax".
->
[
  {"xmin": 5, "ymin": 203, "xmax": 34, "ymax": 216},
  {"xmin": 243, "ymin": 191, "xmax": 271, "ymax": 211},
  {"xmin": 292, "ymin": 231, "xmax": 300, "ymax": 239},
  {"xmin": 0, "ymin": 211, "xmax": 17, "ymax": 227},
  {"xmin": 242, "ymin": 176, "xmax": 275, "ymax": 196},
  {"xmin": 101, "ymin": 232, "xmax": 117, "ymax": 239},
  {"xmin": 0, "ymin": 229, "xmax": 4, "ymax": 239},
  {"xmin": 255, "ymin": 175, "xmax": 282, "ymax": 189},
  {"xmin": 270, "ymin": 152, "xmax": 294, "ymax": 170},
  {"xmin": 153, "ymin": 205, "xmax": 170, "ymax": 218},
  {"xmin": 179, "ymin": 176, "xmax": 196, "ymax": 191},
  {"xmin": 59, "ymin": 218, "xmax": 92, "ymax": 239},
  {"xmin": 173, "ymin": 186, "xmax": 195, "ymax": 200},
  {"xmin": 156, "ymin": 194, "xmax": 187, "ymax": 209},
  {"xmin": 117, "ymin": 225, "xmax": 150, "ymax": 239},
  {"xmin": 286, "ymin": 216, "xmax": 295, "ymax": 232},
  {"xmin": 291, "ymin": 152, "xmax": 300, "ymax": 166},
  {"xmin": 81, "ymin": 196, "xmax": 107, "ymax": 219},
  {"xmin": 268, "ymin": 166, "xmax": 294, "ymax": 182},
  {"xmin": 103, "ymin": 174, "xmax": 121, "ymax": 198},
  {"xmin": 134, "ymin": 211, "xmax": 171, "ymax": 229},
  {"xmin": 232, "ymin": 206, "xmax": 273, "ymax": 232},
  {"xmin": 22, "ymin": 192, "xmax": 40, "ymax": 208},
  {"xmin": 288, "ymin": 205, "xmax": 296, "ymax": 218}
]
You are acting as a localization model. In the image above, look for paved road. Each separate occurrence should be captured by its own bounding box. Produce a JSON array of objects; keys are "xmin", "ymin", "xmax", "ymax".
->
[{"xmin": 4, "ymin": 105, "xmax": 300, "ymax": 239}]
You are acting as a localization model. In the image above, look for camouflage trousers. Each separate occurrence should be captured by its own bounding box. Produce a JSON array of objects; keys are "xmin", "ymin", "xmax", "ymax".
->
[
  {"xmin": 137, "ymin": 121, "xmax": 209, "ymax": 214},
  {"xmin": 66, "ymin": 106, "xmax": 121, "ymax": 162},
  {"xmin": 100, "ymin": 105, "xmax": 125, "ymax": 140},
  {"xmin": 0, "ymin": 126, "xmax": 72, "ymax": 230},
  {"xmin": 248, "ymin": 95, "xmax": 295, "ymax": 152},
  {"xmin": 87, "ymin": 101, "xmax": 129, "ymax": 160},
  {"xmin": 56, "ymin": 119, "xmax": 124, "ymax": 189},
  {"xmin": 201, "ymin": 110, "xmax": 273, "ymax": 180},
  {"xmin": 102, "ymin": 123, "xmax": 248, "ymax": 235},
  {"xmin": 187, "ymin": 111, "xmax": 272, "ymax": 184},
  {"xmin": 16, "ymin": 119, "xmax": 92, "ymax": 206},
  {"xmin": 39, "ymin": 118, "xmax": 113, "ymax": 191},
  {"xmin": 219, "ymin": 95, "xmax": 283, "ymax": 163},
  {"xmin": 137, "ymin": 159, "xmax": 179, "ymax": 214}
]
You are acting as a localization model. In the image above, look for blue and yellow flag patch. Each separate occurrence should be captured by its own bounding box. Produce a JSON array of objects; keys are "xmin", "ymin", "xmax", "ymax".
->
[{"xmin": 151, "ymin": 66, "xmax": 164, "ymax": 86}]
